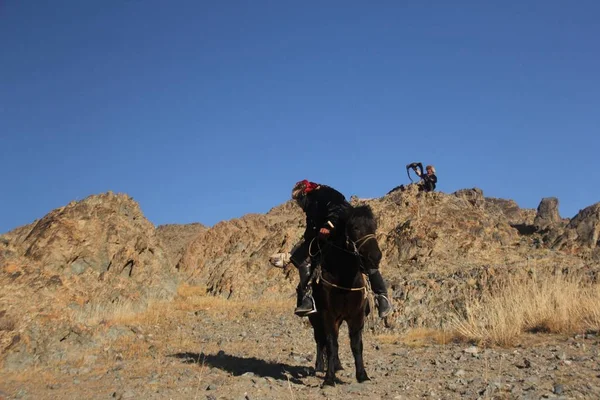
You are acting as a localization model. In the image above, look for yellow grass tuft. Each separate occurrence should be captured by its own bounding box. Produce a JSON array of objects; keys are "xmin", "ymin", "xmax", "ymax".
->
[
  {"xmin": 173, "ymin": 283, "xmax": 291, "ymax": 318},
  {"xmin": 451, "ymin": 274, "xmax": 600, "ymax": 346},
  {"xmin": 375, "ymin": 328, "xmax": 457, "ymax": 347},
  {"xmin": 70, "ymin": 283, "xmax": 293, "ymax": 326},
  {"xmin": 3, "ymin": 263, "xmax": 21, "ymax": 274},
  {"xmin": 72, "ymin": 299, "xmax": 153, "ymax": 325},
  {"xmin": 176, "ymin": 283, "xmax": 208, "ymax": 298}
]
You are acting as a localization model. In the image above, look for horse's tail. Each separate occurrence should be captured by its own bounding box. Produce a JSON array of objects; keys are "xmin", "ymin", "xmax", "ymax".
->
[{"xmin": 346, "ymin": 205, "xmax": 377, "ymax": 241}]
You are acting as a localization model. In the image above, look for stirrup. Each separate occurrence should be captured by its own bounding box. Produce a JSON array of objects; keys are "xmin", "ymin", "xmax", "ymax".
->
[
  {"xmin": 294, "ymin": 295, "xmax": 317, "ymax": 317},
  {"xmin": 375, "ymin": 295, "xmax": 393, "ymax": 318}
]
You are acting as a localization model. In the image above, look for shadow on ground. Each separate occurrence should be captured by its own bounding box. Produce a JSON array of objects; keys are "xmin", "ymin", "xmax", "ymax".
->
[{"xmin": 170, "ymin": 351, "xmax": 312, "ymax": 384}]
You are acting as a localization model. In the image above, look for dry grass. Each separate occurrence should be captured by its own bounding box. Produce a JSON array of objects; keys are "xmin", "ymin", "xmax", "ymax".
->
[
  {"xmin": 172, "ymin": 284, "xmax": 291, "ymax": 319},
  {"xmin": 2, "ymin": 263, "xmax": 21, "ymax": 274},
  {"xmin": 71, "ymin": 298, "xmax": 153, "ymax": 325},
  {"xmin": 177, "ymin": 283, "xmax": 208, "ymax": 298},
  {"xmin": 0, "ymin": 368, "xmax": 57, "ymax": 384},
  {"xmin": 70, "ymin": 284, "xmax": 292, "ymax": 326},
  {"xmin": 375, "ymin": 328, "xmax": 457, "ymax": 347},
  {"xmin": 0, "ymin": 314, "xmax": 16, "ymax": 332},
  {"xmin": 451, "ymin": 274, "xmax": 600, "ymax": 346}
]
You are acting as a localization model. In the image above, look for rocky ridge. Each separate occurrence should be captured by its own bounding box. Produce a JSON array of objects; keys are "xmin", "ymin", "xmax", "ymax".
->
[{"xmin": 1, "ymin": 187, "xmax": 599, "ymax": 371}]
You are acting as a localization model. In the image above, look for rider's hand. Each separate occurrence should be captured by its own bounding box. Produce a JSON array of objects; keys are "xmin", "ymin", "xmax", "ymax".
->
[{"xmin": 319, "ymin": 227, "xmax": 331, "ymax": 239}]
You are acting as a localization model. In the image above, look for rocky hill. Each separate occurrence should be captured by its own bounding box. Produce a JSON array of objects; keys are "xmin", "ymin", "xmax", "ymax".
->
[
  {"xmin": 1, "ymin": 187, "xmax": 599, "ymax": 370},
  {"xmin": 0, "ymin": 192, "xmax": 178, "ymax": 369},
  {"xmin": 156, "ymin": 222, "xmax": 207, "ymax": 266},
  {"xmin": 173, "ymin": 185, "xmax": 599, "ymax": 329}
]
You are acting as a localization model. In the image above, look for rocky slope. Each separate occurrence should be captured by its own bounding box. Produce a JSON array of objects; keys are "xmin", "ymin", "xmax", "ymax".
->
[
  {"xmin": 0, "ymin": 192, "xmax": 178, "ymax": 369},
  {"xmin": 156, "ymin": 223, "xmax": 207, "ymax": 266},
  {"xmin": 1, "ymin": 187, "xmax": 599, "ymax": 372},
  {"xmin": 173, "ymin": 185, "xmax": 599, "ymax": 330}
]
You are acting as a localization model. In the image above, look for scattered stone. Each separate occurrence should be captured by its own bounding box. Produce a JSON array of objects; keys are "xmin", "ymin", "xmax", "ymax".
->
[
  {"xmin": 553, "ymin": 384, "xmax": 564, "ymax": 394},
  {"xmin": 14, "ymin": 389, "xmax": 27, "ymax": 399},
  {"xmin": 516, "ymin": 358, "xmax": 532, "ymax": 369}
]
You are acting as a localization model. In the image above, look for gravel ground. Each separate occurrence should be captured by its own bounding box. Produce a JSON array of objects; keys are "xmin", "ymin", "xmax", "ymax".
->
[{"xmin": 1, "ymin": 300, "xmax": 599, "ymax": 400}]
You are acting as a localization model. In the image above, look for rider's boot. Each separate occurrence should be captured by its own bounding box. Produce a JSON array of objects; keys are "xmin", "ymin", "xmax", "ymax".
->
[
  {"xmin": 368, "ymin": 269, "xmax": 393, "ymax": 318},
  {"xmin": 294, "ymin": 263, "xmax": 317, "ymax": 317}
]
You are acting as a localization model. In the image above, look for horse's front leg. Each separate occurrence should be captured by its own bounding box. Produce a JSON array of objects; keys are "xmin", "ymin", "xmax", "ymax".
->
[
  {"xmin": 349, "ymin": 315, "xmax": 370, "ymax": 383},
  {"xmin": 333, "ymin": 351, "xmax": 343, "ymax": 372},
  {"xmin": 312, "ymin": 334, "xmax": 326, "ymax": 374},
  {"xmin": 315, "ymin": 342, "xmax": 326, "ymax": 373},
  {"xmin": 323, "ymin": 318, "xmax": 341, "ymax": 387},
  {"xmin": 309, "ymin": 314, "xmax": 326, "ymax": 374}
]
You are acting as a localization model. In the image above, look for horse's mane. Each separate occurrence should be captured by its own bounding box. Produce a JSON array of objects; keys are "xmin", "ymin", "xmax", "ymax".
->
[{"xmin": 346, "ymin": 205, "xmax": 377, "ymax": 241}]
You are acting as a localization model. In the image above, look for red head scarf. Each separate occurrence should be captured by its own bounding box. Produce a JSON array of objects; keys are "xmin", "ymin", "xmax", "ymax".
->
[{"xmin": 292, "ymin": 180, "xmax": 318, "ymax": 199}]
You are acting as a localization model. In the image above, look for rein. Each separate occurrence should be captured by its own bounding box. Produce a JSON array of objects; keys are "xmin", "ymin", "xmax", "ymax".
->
[
  {"xmin": 354, "ymin": 233, "xmax": 376, "ymax": 252},
  {"xmin": 314, "ymin": 266, "xmax": 368, "ymax": 299},
  {"xmin": 307, "ymin": 231, "xmax": 377, "ymax": 298},
  {"xmin": 317, "ymin": 232, "xmax": 378, "ymax": 256},
  {"xmin": 308, "ymin": 236, "xmax": 321, "ymax": 257}
]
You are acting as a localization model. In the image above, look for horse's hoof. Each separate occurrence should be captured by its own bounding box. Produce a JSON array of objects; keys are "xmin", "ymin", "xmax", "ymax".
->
[
  {"xmin": 356, "ymin": 372, "xmax": 370, "ymax": 383},
  {"xmin": 322, "ymin": 379, "xmax": 336, "ymax": 388}
]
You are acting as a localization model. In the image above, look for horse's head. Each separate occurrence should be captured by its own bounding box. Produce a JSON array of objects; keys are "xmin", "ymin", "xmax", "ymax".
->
[{"xmin": 316, "ymin": 237, "xmax": 362, "ymax": 289}]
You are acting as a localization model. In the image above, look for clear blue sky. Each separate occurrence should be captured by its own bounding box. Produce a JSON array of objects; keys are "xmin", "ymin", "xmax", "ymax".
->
[{"xmin": 1, "ymin": 1, "xmax": 599, "ymax": 233}]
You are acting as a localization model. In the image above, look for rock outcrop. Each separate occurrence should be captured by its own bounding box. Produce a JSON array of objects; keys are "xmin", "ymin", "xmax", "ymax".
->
[
  {"xmin": 4, "ymin": 192, "xmax": 176, "ymax": 291},
  {"xmin": 534, "ymin": 197, "xmax": 562, "ymax": 232},
  {"xmin": 176, "ymin": 201, "xmax": 304, "ymax": 299},
  {"xmin": 0, "ymin": 192, "xmax": 178, "ymax": 369},
  {"xmin": 553, "ymin": 203, "xmax": 600, "ymax": 260},
  {"xmin": 156, "ymin": 223, "xmax": 206, "ymax": 266}
]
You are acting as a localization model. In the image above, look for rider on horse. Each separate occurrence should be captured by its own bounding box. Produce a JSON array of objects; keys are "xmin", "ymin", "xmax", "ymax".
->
[{"xmin": 275, "ymin": 179, "xmax": 393, "ymax": 318}]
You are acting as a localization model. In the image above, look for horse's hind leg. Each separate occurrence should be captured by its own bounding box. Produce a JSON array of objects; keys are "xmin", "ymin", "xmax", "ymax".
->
[{"xmin": 349, "ymin": 317, "xmax": 370, "ymax": 383}]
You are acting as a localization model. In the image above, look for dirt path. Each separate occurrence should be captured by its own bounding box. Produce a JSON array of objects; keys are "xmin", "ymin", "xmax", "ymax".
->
[{"xmin": 1, "ymin": 297, "xmax": 599, "ymax": 399}]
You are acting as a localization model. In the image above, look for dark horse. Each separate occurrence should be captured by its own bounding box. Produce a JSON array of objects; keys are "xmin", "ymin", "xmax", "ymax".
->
[{"xmin": 308, "ymin": 204, "xmax": 376, "ymax": 386}]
